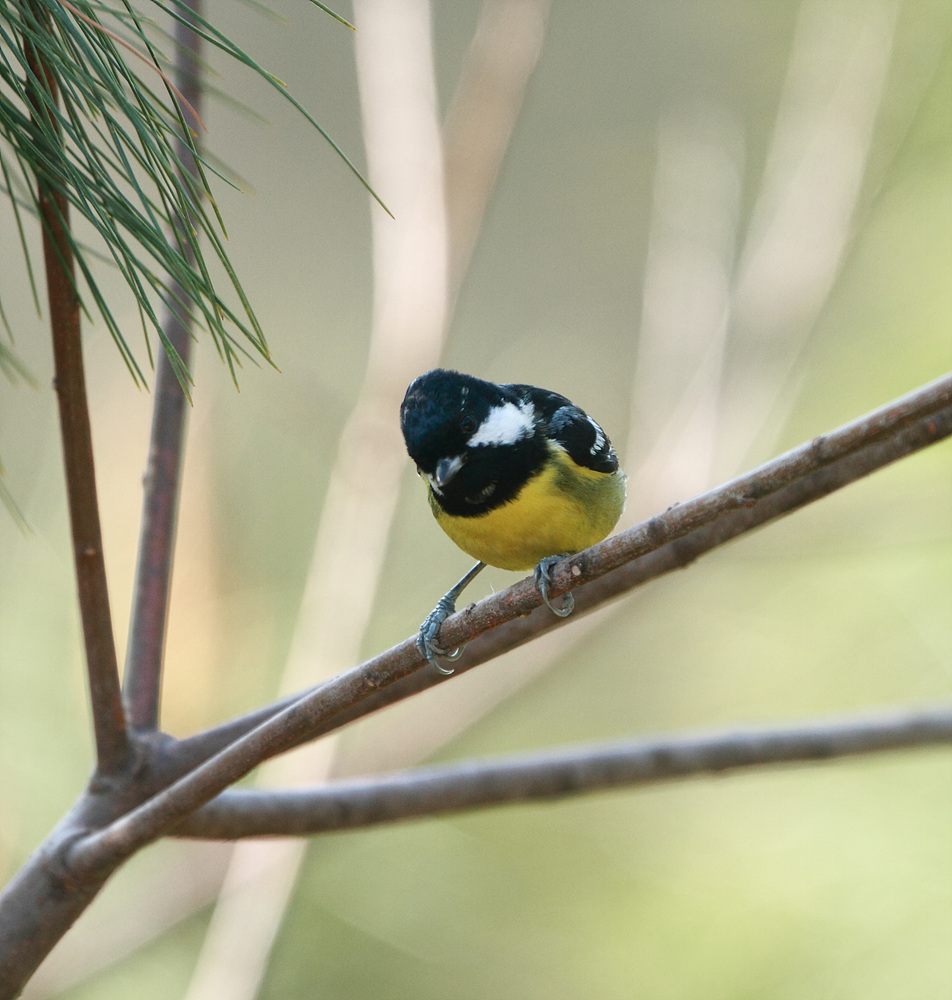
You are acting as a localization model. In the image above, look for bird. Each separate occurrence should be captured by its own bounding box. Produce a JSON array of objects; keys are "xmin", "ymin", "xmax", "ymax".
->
[{"xmin": 400, "ymin": 368, "xmax": 626, "ymax": 671}]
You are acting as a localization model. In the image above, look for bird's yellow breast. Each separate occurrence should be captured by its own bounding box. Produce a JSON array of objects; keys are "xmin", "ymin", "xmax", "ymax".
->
[{"xmin": 427, "ymin": 447, "xmax": 626, "ymax": 571}]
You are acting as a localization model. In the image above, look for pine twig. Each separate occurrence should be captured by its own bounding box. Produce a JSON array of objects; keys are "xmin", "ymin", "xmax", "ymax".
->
[{"xmin": 24, "ymin": 0, "xmax": 128, "ymax": 777}]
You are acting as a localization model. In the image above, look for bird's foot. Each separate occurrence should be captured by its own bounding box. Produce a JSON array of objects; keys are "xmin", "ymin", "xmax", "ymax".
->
[
  {"xmin": 534, "ymin": 555, "xmax": 575, "ymax": 618},
  {"xmin": 417, "ymin": 562, "xmax": 486, "ymax": 674},
  {"xmin": 418, "ymin": 594, "xmax": 467, "ymax": 674}
]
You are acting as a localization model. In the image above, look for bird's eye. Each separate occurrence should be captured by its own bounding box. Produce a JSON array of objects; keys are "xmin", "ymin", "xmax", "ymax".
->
[{"xmin": 459, "ymin": 414, "xmax": 477, "ymax": 434}]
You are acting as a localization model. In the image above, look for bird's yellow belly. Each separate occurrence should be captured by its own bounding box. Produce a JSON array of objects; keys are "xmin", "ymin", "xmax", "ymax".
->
[{"xmin": 429, "ymin": 456, "xmax": 626, "ymax": 571}]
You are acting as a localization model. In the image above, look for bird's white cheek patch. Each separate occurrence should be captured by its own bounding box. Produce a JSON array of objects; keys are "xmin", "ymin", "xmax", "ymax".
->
[{"xmin": 468, "ymin": 401, "xmax": 534, "ymax": 447}]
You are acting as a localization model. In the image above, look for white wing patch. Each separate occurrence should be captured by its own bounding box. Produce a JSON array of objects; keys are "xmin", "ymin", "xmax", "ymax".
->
[
  {"xmin": 468, "ymin": 401, "xmax": 535, "ymax": 447},
  {"xmin": 588, "ymin": 416, "xmax": 606, "ymax": 456}
]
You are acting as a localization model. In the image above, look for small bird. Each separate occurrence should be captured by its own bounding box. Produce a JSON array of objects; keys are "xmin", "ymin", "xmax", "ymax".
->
[{"xmin": 400, "ymin": 368, "xmax": 626, "ymax": 670}]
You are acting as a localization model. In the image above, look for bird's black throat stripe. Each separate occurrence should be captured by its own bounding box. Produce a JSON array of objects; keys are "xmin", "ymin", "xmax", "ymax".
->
[{"xmin": 429, "ymin": 433, "xmax": 549, "ymax": 518}]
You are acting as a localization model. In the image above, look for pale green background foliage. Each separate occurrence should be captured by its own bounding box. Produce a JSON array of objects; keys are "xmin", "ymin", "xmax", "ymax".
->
[{"xmin": 0, "ymin": 1, "xmax": 950, "ymax": 997}]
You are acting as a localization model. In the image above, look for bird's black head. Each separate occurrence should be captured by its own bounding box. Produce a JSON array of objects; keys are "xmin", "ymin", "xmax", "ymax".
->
[
  {"xmin": 400, "ymin": 369, "xmax": 546, "ymax": 515},
  {"xmin": 401, "ymin": 369, "xmax": 506, "ymax": 473}
]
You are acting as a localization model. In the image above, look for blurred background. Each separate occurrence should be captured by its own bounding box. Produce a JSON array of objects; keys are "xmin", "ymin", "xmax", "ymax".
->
[{"xmin": 1, "ymin": 0, "xmax": 950, "ymax": 997}]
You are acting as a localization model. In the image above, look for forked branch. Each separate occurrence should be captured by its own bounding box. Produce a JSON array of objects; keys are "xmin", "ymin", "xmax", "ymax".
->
[{"xmin": 66, "ymin": 372, "xmax": 952, "ymax": 872}]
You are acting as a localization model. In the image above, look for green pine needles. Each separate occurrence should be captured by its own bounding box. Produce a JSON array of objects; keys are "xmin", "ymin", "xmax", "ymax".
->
[{"xmin": 0, "ymin": 0, "xmax": 373, "ymax": 387}]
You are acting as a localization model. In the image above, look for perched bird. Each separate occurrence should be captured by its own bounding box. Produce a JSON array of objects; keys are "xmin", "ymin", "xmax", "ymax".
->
[{"xmin": 400, "ymin": 368, "xmax": 626, "ymax": 670}]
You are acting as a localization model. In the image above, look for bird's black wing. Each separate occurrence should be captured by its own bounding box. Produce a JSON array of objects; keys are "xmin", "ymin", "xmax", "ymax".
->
[{"xmin": 506, "ymin": 384, "xmax": 619, "ymax": 474}]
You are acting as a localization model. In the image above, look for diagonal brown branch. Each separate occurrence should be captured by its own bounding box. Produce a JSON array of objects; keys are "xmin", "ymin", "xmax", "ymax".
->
[
  {"xmin": 66, "ymin": 372, "xmax": 952, "ymax": 874},
  {"xmin": 24, "ymin": 1, "xmax": 128, "ymax": 777},
  {"xmin": 123, "ymin": 0, "xmax": 204, "ymax": 732},
  {"xmin": 172, "ymin": 705, "xmax": 952, "ymax": 838}
]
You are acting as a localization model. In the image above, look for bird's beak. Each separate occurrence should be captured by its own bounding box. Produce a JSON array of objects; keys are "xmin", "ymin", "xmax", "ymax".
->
[{"xmin": 434, "ymin": 454, "xmax": 465, "ymax": 489}]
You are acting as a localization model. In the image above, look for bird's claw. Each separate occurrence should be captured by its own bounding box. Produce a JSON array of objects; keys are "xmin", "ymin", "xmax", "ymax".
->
[
  {"xmin": 417, "ymin": 562, "xmax": 486, "ymax": 673},
  {"xmin": 535, "ymin": 555, "xmax": 575, "ymax": 618},
  {"xmin": 418, "ymin": 596, "xmax": 466, "ymax": 674}
]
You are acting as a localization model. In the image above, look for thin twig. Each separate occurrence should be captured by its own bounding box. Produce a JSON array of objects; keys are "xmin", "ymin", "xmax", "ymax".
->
[
  {"xmin": 24, "ymin": 0, "xmax": 128, "ymax": 777},
  {"xmin": 123, "ymin": 0, "xmax": 204, "ymax": 731},
  {"xmin": 172, "ymin": 705, "xmax": 952, "ymax": 837},
  {"xmin": 66, "ymin": 373, "xmax": 952, "ymax": 874}
]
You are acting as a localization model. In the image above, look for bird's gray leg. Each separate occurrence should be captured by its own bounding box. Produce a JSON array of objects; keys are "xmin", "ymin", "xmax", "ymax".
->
[{"xmin": 418, "ymin": 562, "xmax": 486, "ymax": 673}]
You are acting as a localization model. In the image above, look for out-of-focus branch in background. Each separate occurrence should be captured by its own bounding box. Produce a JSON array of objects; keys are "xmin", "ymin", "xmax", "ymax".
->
[{"xmin": 179, "ymin": 3, "xmax": 551, "ymax": 999}]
